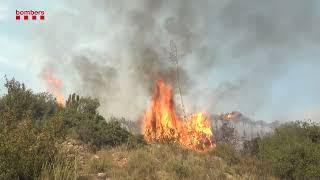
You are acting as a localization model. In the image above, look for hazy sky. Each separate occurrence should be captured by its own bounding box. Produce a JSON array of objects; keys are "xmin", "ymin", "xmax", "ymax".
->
[{"xmin": 1, "ymin": 0, "xmax": 320, "ymax": 122}]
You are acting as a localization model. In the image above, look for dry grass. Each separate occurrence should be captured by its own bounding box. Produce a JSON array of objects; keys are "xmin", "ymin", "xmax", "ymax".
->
[
  {"xmin": 37, "ymin": 156, "xmax": 77, "ymax": 180},
  {"xmin": 80, "ymin": 143, "xmax": 276, "ymax": 180}
]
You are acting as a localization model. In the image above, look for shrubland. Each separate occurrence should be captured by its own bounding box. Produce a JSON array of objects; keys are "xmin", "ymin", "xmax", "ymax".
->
[
  {"xmin": 243, "ymin": 121, "xmax": 320, "ymax": 179},
  {"xmin": 0, "ymin": 78, "xmax": 139, "ymax": 179},
  {"xmin": 0, "ymin": 78, "xmax": 319, "ymax": 179}
]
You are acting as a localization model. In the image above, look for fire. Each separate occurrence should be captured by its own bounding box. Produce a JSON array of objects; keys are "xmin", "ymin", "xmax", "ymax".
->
[
  {"xmin": 41, "ymin": 69, "xmax": 65, "ymax": 105},
  {"xmin": 143, "ymin": 80, "xmax": 215, "ymax": 151}
]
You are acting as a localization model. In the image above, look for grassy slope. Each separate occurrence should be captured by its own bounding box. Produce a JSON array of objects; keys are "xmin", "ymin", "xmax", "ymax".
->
[{"xmin": 78, "ymin": 143, "xmax": 276, "ymax": 180}]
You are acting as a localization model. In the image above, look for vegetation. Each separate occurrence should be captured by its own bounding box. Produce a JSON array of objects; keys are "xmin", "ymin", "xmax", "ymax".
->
[
  {"xmin": 82, "ymin": 143, "xmax": 273, "ymax": 180},
  {"xmin": 243, "ymin": 121, "xmax": 320, "ymax": 179},
  {"xmin": 0, "ymin": 77, "xmax": 319, "ymax": 179},
  {"xmin": 63, "ymin": 93, "xmax": 132, "ymax": 147},
  {"xmin": 216, "ymin": 122, "xmax": 239, "ymax": 147},
  {"xmin": 0, "ymin": 79, "xmax": 60, "ymax": 179},
  {"xmin": 0, "ymin": 78, "xmax": 139, "ymax": 179}
]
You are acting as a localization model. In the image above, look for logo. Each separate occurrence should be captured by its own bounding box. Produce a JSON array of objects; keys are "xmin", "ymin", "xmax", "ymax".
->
[{"xmin": 16, "ymin": 10, "xmax": 45, "ymax": 20}]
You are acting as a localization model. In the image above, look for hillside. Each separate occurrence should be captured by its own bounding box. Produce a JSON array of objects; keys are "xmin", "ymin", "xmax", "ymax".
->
[
  {"xmin": 1, "ymin": 78, "xmax": 320, "ymax": 180},
  {"xmin": 75, "ymin": 143, "xmax": 275, "ymax": 180}
]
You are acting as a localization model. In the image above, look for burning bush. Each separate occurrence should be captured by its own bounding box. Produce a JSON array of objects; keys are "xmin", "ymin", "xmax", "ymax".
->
[{"xmin": 142, "ymin": 80, "xmax": 214, "ymax": 151}]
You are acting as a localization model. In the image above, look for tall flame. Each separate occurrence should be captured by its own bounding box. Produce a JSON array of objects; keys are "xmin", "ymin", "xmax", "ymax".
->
[
  {"xmin": 143, "ymin": 80, "xmax": 215, "ymax": 151},
  {"xmin": 41, "ymin": 70, "xmax": 65, "ymax": 105}
]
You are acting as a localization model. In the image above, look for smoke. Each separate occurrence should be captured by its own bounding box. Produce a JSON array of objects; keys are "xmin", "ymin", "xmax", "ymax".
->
[
  {"xmin": 219, "ymin": 0, "xmax": 320, "ymax": 52},
  {"xmin": 31, "ymin": 0, "xmax": 320, "ymax": 120}
]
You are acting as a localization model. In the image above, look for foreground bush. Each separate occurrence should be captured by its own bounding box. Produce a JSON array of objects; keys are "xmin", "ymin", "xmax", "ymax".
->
[
  {"xmin": 0, "ymin": 79, "xmax": 62, "ymax": 179},
  {"xmin": 0, "ymin": 78, "xmax": 58, "ymax": 128},
  {"xmin": 244, "ymin": 121, "xmax": 320, "ymax": 179},
  {"xmin": 63, "ymin": 94, "xmax": 133, "ymax": 147},
  {"xmin": 0, "ymin": 78, "xmax": 143, "ymax": 179},
  {"xmin": 0, "ymin": 116, "xmax": 62, "ymax": 179}
]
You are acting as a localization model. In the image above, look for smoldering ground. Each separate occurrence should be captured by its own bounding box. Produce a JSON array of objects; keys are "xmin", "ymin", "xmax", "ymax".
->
[{"xmin": 31, "ymin": 0, "xmax": 320, "ymax": 121}]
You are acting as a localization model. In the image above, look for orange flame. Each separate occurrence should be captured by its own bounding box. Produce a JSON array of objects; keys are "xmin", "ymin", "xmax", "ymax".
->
[
  {"xmin": 143, "ymin": 80, "xmax": 215, "ymax": 151},
  {"xmin": 41, "ymin": 70, "xmax": 65, "ymax": 105}
]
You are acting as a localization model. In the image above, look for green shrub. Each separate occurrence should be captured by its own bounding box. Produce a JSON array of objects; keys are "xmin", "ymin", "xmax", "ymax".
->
[
  {"xmin": 0, "ymin": 117, "xmax": 59, "ymax": 179},
  {"xmin": 213, "ymin": 143, "xmax": 240, "ymax": 165},
  {"xmin": 0, "ymin": 78, "xmax": 66, "ymax": 179},
  {"xmin": 125, "ymin": 134, "xmax": 147, "ymax": 149},
  {"xmin": 242, "ymin": 137, "xmax": 261, "ymax": 156},
  {"xmin": 0, "ymin": 78, "xmax": 58, "ymax": 128},
  {"xmin": 62, "ymin": 94, "xmax": 132, "ymax": 148},
  {"xmin": 0, "ymin": 78, "xmax": 144, "ymax": 179},
  {"xmin": 245, "ymin": 121, "xmax": 320, "ymax": 179},
  {"xmin": 76, "ymin": 117, "xmax": 131, "ymax": 147}
]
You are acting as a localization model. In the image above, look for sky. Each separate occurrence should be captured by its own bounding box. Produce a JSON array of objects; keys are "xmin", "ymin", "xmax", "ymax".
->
[{"xmin": 0, "ymin": 0, "xmax": 320, "ymax": 122}]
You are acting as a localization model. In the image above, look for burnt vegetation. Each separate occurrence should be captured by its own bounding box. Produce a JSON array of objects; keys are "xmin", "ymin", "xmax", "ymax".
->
[{"xmin": 0, "ymin": 78, "xmax": 320, "ymax": 179}]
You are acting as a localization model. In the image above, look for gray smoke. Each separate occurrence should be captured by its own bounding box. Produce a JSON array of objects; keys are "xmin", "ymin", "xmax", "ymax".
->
[{"xmin": 32, "ymin": 0, "xmax": 320, "ymax": 121}]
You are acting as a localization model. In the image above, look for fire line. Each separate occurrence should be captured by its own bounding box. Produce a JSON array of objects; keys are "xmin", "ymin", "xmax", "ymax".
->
[{"xmin": 142, "ymin": 80, "xmax": 215, "ymax": 152}]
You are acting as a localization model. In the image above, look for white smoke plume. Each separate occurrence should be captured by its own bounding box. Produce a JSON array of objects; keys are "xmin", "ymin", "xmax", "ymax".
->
[{"xmin": 29, "ymin": 0, "xmax": 320, "ymax": 121}]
